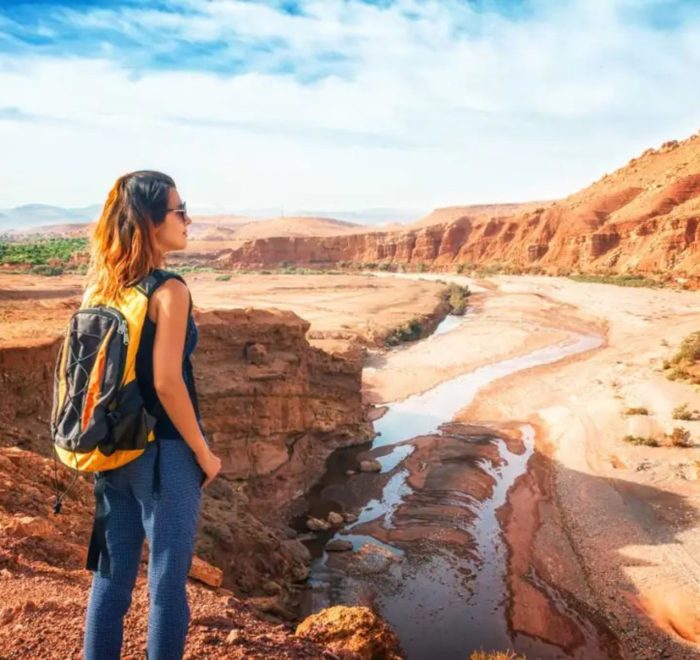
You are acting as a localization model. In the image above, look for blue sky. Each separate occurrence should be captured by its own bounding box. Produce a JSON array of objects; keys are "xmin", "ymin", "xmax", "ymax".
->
[{"xmin": 1, "ymin": 0, "xmax": 699, "ymax": 214}]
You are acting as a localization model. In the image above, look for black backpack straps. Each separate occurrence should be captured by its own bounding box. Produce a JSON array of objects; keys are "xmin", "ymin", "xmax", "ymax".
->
[{"xmin": 136, "ymin": 268, "xmax": 185, "ymax": 298}]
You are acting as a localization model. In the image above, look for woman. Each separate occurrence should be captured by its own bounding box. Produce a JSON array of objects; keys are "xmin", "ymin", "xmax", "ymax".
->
[{"xmin": 82, "ymin": 170, "xmax": 222, "ymax": 659}]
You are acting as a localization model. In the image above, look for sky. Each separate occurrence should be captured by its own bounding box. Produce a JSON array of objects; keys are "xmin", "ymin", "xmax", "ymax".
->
[{"xmin": 1, "ymin": 0, "xmax": 699, "ymax": 215}]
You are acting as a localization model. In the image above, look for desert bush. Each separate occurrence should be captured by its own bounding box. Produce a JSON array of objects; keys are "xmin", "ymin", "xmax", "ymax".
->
[
  {"xmin": 624, "ymin": 407, "xmax": 649, "ymax": 416},
  {"xmin": 470, "ymin": 652, "xmax": 524, "ymax": 660},
  {"xmin": 623, "ymin": 435, "xmax": 659, "ymax": 447},
  {"xmin": 215, "ymin": 274, "xmax": 231, "ymax": 281},
  {"xmin": 672, "ymin": 403, "xmax": 700, "ymax": 421},
  {"xmin": 385, "ymin": 318, "xmax": 423, "ymax": 346},
  {"xmin": 667, "ymin": 427, "xmax": 693, "ymax": 447},
  {"xmin": 441, "ymin": 283, "xmax": 471, "ymax": 315},
  {"xmin": 417, "ymin": 261, "xmax": 427, "ymax": 273},
  {"xmin": 672, "ymin": 332, "xmax": 700, "ymax": 364}
]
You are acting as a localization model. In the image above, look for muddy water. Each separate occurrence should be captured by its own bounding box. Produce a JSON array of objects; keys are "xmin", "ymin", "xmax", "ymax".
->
[{"xmin": 296, "ymin": 317, "xmax": 611, "ymax": 659}]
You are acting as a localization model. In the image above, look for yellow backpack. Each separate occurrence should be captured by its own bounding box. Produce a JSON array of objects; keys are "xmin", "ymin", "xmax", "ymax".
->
[{"xmin": 50, "ymin": 268, "xmax": 189, "ymax": 511}]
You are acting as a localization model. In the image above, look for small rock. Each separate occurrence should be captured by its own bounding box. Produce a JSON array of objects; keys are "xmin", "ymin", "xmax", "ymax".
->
[
  {"xmin": 325, "ymin": 539, "xmax": 354, "ymax": 552},
  {"xmin": 345, "ymin": 469, "xmax": 357, "ymax": 476},
  {"xmin": 188, "ymin": 555, "xmax": 223, "ymax": 587},
  {"xmin": 342, "ymin": 513, "xmax": 358, "ymax": 523},
  {"xmin": 307, "ymin": 517, "xmax": 332, "ymax": 531},
  {"xmin": 327, "ymin": 511, "xmax": 344, "ymax": 526},
  {"xmin": 225, "ymin": 628, "xmax": 242, "ymax": 644},
  {"xmin": 359, "ymin": 459, "xmax": 381, "ymax": 473}
]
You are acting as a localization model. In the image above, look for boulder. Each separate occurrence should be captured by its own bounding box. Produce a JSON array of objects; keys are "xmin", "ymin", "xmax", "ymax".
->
[
  {"xmin": 296, "ymin": 605, "xmax": 403, "ymax": 659},
  {"xmin": 359, "ymin": 459, "xmax": 381, "ymax": 473}
]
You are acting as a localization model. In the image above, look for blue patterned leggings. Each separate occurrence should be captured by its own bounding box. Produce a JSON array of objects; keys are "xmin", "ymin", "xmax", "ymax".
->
[{"xmin": 83, "ymin": 438, "xmax": 204, "ymax": 660}]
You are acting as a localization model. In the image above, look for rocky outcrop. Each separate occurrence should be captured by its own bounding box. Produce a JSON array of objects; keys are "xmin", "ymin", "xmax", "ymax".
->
[
  {"xmin": 191, "ymin": 131, "xmax": 700, "ymax": 286},
  {"xmin": 0, "ymin": 305, "xmax": 373, "ymax": 608},
  {"xmin": 192, "ymin": 308, "xmax": 374, "ymax": 511}
]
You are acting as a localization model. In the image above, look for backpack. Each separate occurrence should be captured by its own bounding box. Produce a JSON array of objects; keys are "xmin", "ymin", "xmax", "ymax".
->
[{"xmin": 50, "ymin": 268, "xmax": 190, "ymax": 513}]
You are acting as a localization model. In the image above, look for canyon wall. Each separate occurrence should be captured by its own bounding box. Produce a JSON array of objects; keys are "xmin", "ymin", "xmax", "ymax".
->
[
  {"xmin": 192, "ymin": 133, "xmax": 700, "ymax": 285},
  {"xmin": 0, "ymin": 307, "xmax": 374, "ymax": 608}
]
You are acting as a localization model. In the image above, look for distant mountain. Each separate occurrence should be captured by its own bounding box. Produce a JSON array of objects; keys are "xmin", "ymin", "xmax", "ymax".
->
[{"xmin": 0, "ymin": 204, "xmax": 101, "ymax": 231}]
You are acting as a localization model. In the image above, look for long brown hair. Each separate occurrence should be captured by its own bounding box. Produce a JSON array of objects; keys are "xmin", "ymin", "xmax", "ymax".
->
[{"xmin": 85, "ymin": 170, "xmax": 175, "ymax": 304}]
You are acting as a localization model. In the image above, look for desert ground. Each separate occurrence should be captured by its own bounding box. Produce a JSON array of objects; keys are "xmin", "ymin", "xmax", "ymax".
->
[{"xmin": 3, "ymin": 268, "xmax": 700, "ymax": 657}]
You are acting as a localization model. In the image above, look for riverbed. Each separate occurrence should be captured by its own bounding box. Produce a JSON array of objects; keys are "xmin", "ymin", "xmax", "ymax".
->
[{"xmin": 295, "ymin": 307, "xmax": 620, "ymax": 659}]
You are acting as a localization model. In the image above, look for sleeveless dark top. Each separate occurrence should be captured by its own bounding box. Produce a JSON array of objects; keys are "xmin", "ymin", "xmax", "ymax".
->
[{"xmin": 136, "ymin": 287, "xmax": 201, "ymax": 441}]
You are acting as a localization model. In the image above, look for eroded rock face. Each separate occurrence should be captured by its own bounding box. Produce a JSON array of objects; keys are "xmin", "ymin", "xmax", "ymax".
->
[
  {"xmin": 296, "ymin": 605, "xmax": 404, "ymax": 660},
  {"xmin": 0, "ymin": 306, "xmax": 373, "ymax": 608},
  {"xmin": 189, "ymin": 131, "xmax": 700, "ymax": 286},
  {"xmin": 192, "ymin": 308, "xmax": 375, "ymax": 513}
]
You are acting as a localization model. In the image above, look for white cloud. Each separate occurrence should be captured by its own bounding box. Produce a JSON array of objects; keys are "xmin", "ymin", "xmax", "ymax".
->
[{"xmin": 0, "ymin": 0, "xmax": 699, "ymax": 212}]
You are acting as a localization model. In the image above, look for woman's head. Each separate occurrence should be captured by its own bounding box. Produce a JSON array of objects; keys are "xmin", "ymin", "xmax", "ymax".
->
[{"xmin": 86, "ymin": 170, "xmax": 191, "ymax": 302}]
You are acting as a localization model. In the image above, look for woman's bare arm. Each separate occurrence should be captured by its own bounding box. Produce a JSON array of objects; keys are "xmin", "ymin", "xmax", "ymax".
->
[
  {"xmin": 150, "ymin": 278, "xmax": 221, "ymax": 485},
  {"xmin": 151, "ymin": 279, "xmax": 206, "ymax": 454}
]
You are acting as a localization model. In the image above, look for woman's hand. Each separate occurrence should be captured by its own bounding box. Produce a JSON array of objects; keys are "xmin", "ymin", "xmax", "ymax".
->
[{"xmin": 196, "ymin": 446, "xmax": 222, "ymax": 489}]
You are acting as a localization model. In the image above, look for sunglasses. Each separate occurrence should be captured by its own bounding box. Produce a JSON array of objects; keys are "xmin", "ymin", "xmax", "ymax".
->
[{"xmin": 167, "ymin": 201, "xmax": 188, "ymax": 217}]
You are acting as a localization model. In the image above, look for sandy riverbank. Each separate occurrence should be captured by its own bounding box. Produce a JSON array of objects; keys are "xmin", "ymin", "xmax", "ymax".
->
[{"xmin": 364, "ymin": 272, "xmax": 700, "ymax": 658}]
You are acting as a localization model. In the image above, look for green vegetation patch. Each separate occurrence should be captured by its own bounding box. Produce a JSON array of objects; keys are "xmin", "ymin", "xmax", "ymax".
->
[
  {"xmin": 568, "ymin": 273, "xmax": 660, "ymax": 288},
  {"xmin": 0, "ymin": 237, "xmax": 88, "ymax": 265},
  {"xmin": 385, "ymin": 318, "xmax": 424, "ymax": 346}
]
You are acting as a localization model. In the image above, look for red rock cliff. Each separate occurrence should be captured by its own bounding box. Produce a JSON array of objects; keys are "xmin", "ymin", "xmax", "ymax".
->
[
  {"xmin": 204, "ymin": 132, "xmax": 700, "ymax": 284},
  {"xmin": 0, "ymin": 306, "xmax": 373, "ymax": 609}
]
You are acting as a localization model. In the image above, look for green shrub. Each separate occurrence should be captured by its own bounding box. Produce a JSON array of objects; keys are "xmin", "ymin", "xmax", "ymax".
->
[
  {"xmin": 215, "ymin": 274, "xmax": 231, "ymax": 281},
  {"xmin": 385, "ymin": 318, "xmax": 424, "ymax": 346},
  {"xmin": 440, "ymin": 282, "xmax": 471, "ymax": 315},
  {"xmin": 568, "ymin": 273, "xmax": 660, "ymax": 288}
]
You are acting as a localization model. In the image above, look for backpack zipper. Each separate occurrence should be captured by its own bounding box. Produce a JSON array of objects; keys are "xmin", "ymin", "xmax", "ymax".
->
[{"xmin": 116, "ymin": 320, "xmax": 129, "ymax": 345}]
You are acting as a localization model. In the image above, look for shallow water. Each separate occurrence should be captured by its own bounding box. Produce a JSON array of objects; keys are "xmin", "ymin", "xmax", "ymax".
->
[{"xmin": 296, "ymin": 314, "xmax": 610, "ymax": 658}]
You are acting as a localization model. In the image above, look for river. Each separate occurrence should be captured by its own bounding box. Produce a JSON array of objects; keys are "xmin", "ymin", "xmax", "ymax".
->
[{"xmin": 295, "ymin": 308, "xmax": 616, "ymax": 658}]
